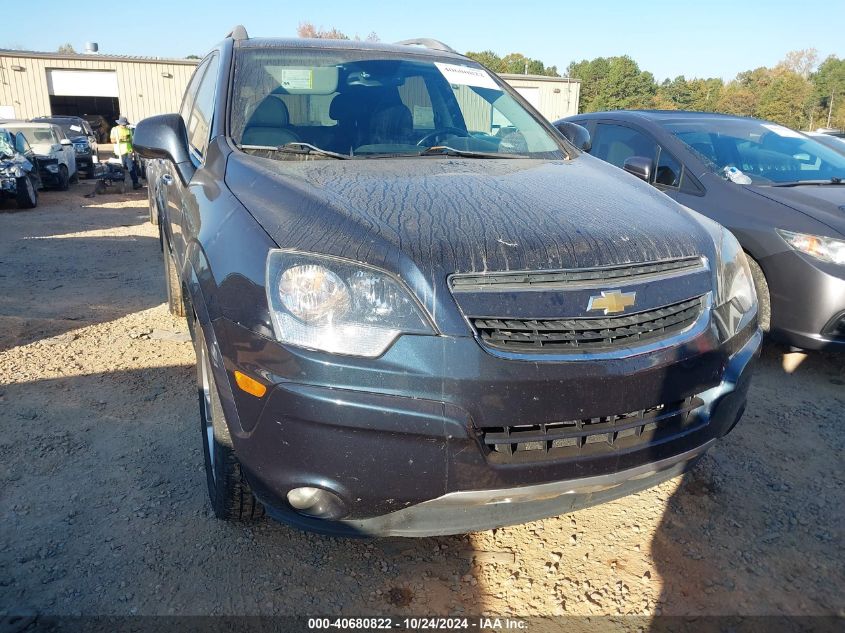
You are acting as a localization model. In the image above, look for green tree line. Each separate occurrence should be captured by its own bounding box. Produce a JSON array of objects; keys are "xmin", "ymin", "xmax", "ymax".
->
[
  {"xmin": 297, "ymin": 26, "xmax": 844, "ymax": 131},
  {"xmin": 564, "ymin": 49, "xmax": 845, "ymax": 131}
]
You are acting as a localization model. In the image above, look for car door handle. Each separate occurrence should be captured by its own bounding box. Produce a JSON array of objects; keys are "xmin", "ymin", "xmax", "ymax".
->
[{"xmin": 161, "ymin": 174, "xmax": 174, "ymax": 186}]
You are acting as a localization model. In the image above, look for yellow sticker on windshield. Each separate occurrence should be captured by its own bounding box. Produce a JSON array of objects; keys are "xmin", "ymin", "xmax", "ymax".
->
[{"xmin": 280, "ymin": 69, "xmax": 313, "ymax": 90}]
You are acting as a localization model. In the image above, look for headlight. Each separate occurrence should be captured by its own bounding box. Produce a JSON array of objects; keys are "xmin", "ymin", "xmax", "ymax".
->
[
  {"xmin": 266, "ymin": 250, "xmax": 435, "ymax": 357},
  {"xmin": 710, "ymin": 225, "xmax": 757, "ymax": 341},
  {"xmin": 776, "ymin": 229, "xmax": 845, "ymax": 266},
  {"xmin": 45, "ymin": 164, "xmax": 58, "ymax": 173}
]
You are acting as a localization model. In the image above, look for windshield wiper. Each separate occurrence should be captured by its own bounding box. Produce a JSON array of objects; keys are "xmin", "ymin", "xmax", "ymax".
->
[
  {"xmin": 239, "ymin": 141, "xmax": 350, "ymax": 160},
  {"xmin": 417, "ymin": 145, "xmax": 521, "ymax": 159},
  {"xmin": 770, "ymin": 177, "xmax": 844, "ymax": 187}
]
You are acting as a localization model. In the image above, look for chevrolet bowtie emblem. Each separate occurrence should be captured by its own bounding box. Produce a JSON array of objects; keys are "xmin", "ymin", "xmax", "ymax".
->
[{"xmin": 587, "ymin": 290, "xmax": 637, "ymax": 315}]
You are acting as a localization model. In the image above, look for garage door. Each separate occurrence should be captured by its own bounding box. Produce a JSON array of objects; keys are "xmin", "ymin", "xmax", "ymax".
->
[
  {"xmin": 46, "ymin": 70, "xmax": 118, "ymax": 97},
  {"xmin": 515, "ymin": 87, "xmax": 541, "ymax": 111}
]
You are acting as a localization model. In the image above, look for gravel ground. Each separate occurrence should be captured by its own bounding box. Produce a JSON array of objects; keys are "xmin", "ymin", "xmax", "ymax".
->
[{"xmin": 1, "ymin": 188, "xmax": 843, "ymax": 622}]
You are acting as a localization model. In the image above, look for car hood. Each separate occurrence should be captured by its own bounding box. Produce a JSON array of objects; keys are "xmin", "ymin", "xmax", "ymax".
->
[
  {"xmin": 747, "ymin": 184, "xmax": 845, "ymax": 237},
  {"xmin": 225, "ymin": 153, "xmax": 716, "ymax": 279}
]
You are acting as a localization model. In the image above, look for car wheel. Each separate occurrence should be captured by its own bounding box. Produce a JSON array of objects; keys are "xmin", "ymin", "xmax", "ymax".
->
[
  {"xmin": 148, "ymin": 182, "xmax": 159, "ymax": 225},
  {"xmin": 162, "ymin": 246, "xmax": 186, "ymax": 318},
  {"xmin": 746, "ymin": 255, "xmax": 771, "ymax": 333},
  {"xmin": 15, "ymin": 176, "xmax": 37, "ymax": 209},
  {"xmin": 56, "ymin": 165, "xmax": 69, "ymax": 191},
  {"xmin": 196, "ymin": 326, "xmax": 264, "ymax": 521}
]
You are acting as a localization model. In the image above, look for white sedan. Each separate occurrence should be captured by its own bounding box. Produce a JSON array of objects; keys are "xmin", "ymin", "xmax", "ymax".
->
[{"xmin": 2, "ymin": 121, "xmax": 78, "ymax": 189}]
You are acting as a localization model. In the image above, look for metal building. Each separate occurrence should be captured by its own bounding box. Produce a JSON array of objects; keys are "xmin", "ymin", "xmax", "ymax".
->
[
  {"xmin": 500, "ymin": 74, "xmax": 581, "ymax": 121},
  {"xmin": 0, "ymin": 49, "xmax": 197, "ymax": 129}
]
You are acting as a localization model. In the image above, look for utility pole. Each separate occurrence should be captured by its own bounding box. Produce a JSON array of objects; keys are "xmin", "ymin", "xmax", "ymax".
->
[{"xmin": 828, "ymin": 90, "xmax": 835, "ymax": 128}]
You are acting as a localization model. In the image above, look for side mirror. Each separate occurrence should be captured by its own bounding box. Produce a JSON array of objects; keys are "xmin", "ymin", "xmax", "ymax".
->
[
  {"xmin": 554, "ymin": 121, "xmax": 591, "ymax": 152},
  {"xmin": 623, "ymin": 156, "xmax": 653, "ymax": 182},
  {"xmin": 60, "ymin": 138, "xmax": 72, "ymax": 146},
  {"xmin": 134, "ymin": 113, "xmax": 194, "ymax": 184}
]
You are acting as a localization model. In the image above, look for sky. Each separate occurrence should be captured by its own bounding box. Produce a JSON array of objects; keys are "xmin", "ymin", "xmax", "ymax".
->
[{"xmin": 2, "ymin": 0, "xmax": 842, "ymax": 82}]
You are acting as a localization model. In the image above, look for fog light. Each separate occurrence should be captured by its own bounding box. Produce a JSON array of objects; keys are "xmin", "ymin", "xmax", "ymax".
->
[{"xmin": 287, "ymin": 486, "xmax": 347, "ymax": 520}]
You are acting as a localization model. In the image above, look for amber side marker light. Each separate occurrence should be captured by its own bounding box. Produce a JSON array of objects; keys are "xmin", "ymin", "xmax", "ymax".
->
[{"xmin": 234, "ymin": 371, "xmax": 267, "ymax": 398}]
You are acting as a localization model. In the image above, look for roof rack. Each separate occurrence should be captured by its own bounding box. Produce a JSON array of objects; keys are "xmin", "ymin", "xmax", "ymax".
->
[
  {"xmin": 395, "ymin": 38, "xmax": 457, "ymax": 54},
  {"xmin": 225, "ymin": 25, "xmax": 249, "ymax": 41}
]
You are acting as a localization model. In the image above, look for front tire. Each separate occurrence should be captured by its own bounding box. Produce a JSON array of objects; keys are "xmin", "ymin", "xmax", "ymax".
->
[
  {"xmin": 15, "ymin": 176, "xmax": 37, "ymax": 209},
  {"xmin": 57, "ymin": 165, "xmax": 69, "ymax": 191},
  {"xmin": 197, "ymin": 329, "xmax": 263, "ymax": 521},
  {"xmin": 162, "ymin": 246, "xmax": 186, "ymax": 317},
  {"xmin": 148, "ymin": 181, "xmax": 159, "ymax": 225},
  {"xmin": 746, "ymin": 255, "xmax": 771, "ymax": 333}
]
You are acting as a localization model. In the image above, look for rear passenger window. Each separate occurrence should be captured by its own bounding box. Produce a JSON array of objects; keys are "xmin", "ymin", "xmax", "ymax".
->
[
  {"xmin": 655, "ymin": 147, "xmax": 682, "ymax": 188},
  {"xmin": 591, "ymin": 123, "xmax": 657, "ymax": 169},
  {"xmin": 187, "ymin": 54, "xmax": 219, "ymax": 161}
]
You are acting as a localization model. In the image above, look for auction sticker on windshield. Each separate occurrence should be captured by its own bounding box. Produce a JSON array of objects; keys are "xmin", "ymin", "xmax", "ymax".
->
[
  {"xmin": 280, "ymin": 69, "xmax": 313, "ymax": 90},
  {"xmin": 434, "ymin": 62, "xmax": 498, "ymax": 90}
]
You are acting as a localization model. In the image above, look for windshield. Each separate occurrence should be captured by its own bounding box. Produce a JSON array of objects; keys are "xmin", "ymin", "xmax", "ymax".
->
[
  {"xmin": 4, "ymin": 126, "xmax": 55, "ymax": 145},
  {"xmin": 230, "ymin": 48, "xmax": 565, "ymax": 159},
  {"xmin": 0, "ymin": 129, "xmax": 14, "ymax": 158},
  {"xmin": 50, "ymin": 121, "xmax": 86, "ymax": 138},
  {"xmin": 665, "ymin": 118, "xmax": 845, "ymax": 184},
  {"xmin": 808, "ymin": 134, "xmax": 845, "ymax": 156}
]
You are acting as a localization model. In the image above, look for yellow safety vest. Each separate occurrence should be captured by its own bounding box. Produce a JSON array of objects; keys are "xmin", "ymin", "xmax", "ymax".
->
[{"xmin": 111, "ymin": 125, "xmax": 133, "ymax": 156}]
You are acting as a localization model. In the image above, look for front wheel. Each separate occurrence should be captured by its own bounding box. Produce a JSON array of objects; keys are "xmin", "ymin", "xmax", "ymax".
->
[
  {"xmin": 15, "ymin": 176, "xmax": 37, "ymax": 209},
  {"xmin": 148, "ymin": 181, "xmax": 159, "ymax": 225},
  {"xmin": 196, "ymin": 329, "xmax": 264, "ymax": 521},
  {"xmin": 57, "ymin": 165, "xmax": 69, "ymax": 191},
  {"xmin": 746, "ymin": 255, "xmax": 771, "ymax": 333},
  {"xmin": 162, "ymin": 247, "xmax": 186, "ymax": 317}
]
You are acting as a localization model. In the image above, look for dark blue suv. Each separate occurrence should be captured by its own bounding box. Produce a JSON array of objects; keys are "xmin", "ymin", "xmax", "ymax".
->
[{"xmin": 134, "ymin": 28, "xmax": 760, "ymax": 536}]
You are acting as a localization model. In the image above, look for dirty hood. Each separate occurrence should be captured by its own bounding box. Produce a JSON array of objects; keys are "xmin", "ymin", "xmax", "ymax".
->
[
  {"xmin": 747, "ymin": 184, "xmax": 845, "ymax": 237},
  {"xmin": 226, "ymin": 153, "xmax": 716, "ymax": 278}
]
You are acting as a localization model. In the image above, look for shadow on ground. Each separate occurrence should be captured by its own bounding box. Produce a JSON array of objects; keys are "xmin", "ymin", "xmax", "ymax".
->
[{"xmin": 651, "ymin": 342, "xmax": 844, "ymax": 621}]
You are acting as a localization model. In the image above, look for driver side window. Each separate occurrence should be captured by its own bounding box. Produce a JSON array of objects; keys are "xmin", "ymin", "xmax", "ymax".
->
[
  {"xmin": 15, "ymin": 133, "xmax": 30, "ymax": 154},
  {"xmin": 591, "ymin": 123, "xmax": 657, "ymax": 169}
]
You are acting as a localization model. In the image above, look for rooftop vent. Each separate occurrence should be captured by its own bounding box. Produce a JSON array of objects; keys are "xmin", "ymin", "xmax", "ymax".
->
[{"xmin": 84, "ymin": 42, "xmax": 99, "ymax": 54}]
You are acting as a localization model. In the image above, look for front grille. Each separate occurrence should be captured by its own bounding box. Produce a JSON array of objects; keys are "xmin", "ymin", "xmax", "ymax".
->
[
  {"xmin": 472, "ymin": 296, "xmax": 704, "ymax": 353},
  {"xmin": 481, "ymin": 396, "xmax": 705, "ymax": 463},
  {"xmin": 451, "ymin": 257, "xmax": 703, "ymax": 291}
]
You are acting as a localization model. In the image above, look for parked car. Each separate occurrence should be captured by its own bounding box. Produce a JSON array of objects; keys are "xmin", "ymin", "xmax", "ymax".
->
[
  {"xmin": 557, "ymin": 111, "xmax": 845, "ymax": 352},
  {"xmin": 814, "ymin": 127, "xmax": 845, "ymax": 138},
  {"xmin": 805, "ymin": 131, "xmax": 845, "ymax": 155},
  {"xmin": 2, "ymin": 121, "xmax": 77, "ymax": 190},
  {"xmin": 135, "ymin": 29, "xmax": 760, "ymax": 536},
  {"xmin": 0, "ymin": 127, "xmax": 40, "ymax": 208},
  {"xmin": 32, "ymin": 115, "xmax": 99, "ymax": 178}
]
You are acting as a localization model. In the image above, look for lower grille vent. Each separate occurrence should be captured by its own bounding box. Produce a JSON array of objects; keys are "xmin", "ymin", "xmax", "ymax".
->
[{"xmin": 481, "ymin": 396, "xmax": 705, "ymax": 463}]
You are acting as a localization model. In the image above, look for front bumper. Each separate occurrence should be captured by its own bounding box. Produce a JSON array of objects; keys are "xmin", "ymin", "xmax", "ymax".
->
[
  {"xmin": 219, "ymin": 312, "xmax": 760, "ymax": 536},
  {"xmin": 764, "ymin": 250, "xmax": 845, "ymax": 351},
  {"xmin": 328, "ymin": 439, "xmax": 716, "ymax": 537}
]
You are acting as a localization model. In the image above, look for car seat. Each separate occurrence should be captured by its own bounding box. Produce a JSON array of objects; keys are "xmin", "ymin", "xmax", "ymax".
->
[{"xmin": 241, "ymin": 96, "xmax": 299, "ymax": 147}]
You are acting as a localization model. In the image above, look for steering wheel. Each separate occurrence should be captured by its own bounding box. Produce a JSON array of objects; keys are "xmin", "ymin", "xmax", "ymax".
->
[{"xmin": 416, "ymin": 127, "xmax": 471, "ymax": 147}]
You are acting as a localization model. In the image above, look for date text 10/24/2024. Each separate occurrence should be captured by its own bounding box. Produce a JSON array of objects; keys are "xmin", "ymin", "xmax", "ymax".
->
[{"xmin": 307, "ymin": 617, "xmax": 527, "ymax": 630}]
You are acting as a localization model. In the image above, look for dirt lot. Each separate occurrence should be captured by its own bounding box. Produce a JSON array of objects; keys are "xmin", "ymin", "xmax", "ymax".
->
[{"xmin": 1, "ymin": 188, "xmax": 843, "ymax": 624}]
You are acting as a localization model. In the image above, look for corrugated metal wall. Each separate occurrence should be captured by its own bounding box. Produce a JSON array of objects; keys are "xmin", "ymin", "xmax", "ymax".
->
[
  {"xmin": 0, "ymin": 53, "xmax": 197, "ymax": 122},
  {"xmin": 500, "ymin": 75, "xmax": 581, "ymax": 121}
]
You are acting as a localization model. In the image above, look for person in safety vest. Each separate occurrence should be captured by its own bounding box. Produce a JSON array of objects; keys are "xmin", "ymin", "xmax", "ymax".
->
[{"xmin": 110, "ymin": 116, "xmax": 141, "ymax": 190}]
